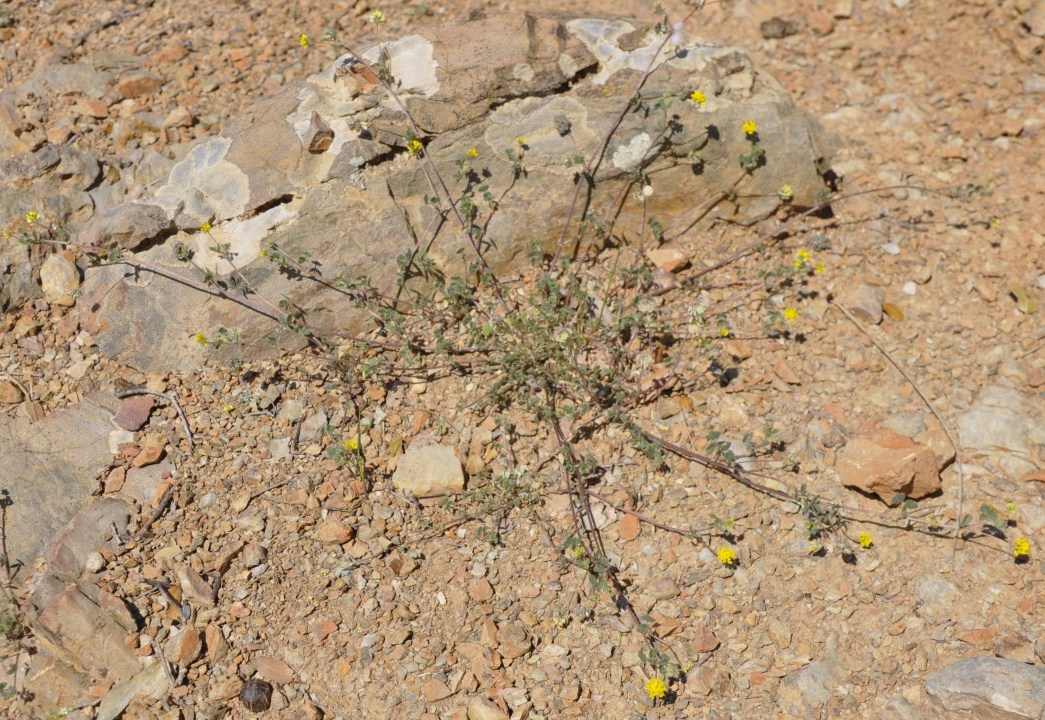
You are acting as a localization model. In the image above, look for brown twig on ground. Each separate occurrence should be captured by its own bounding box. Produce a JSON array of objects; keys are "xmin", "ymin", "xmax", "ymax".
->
[
  {"xmin": 829, "ymin": 300, "xmax": 967, "ymax": 563},
  {"xmin": 115, "ymin": 387, "xmax": 195, "ymax": 454}
]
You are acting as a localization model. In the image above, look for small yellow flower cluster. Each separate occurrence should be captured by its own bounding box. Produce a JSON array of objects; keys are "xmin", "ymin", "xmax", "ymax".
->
[
  {"xmin": 645, "ymin": 677, "xmax": 668, "ymax": 700},
  {"xmin": 200, "ymin": 222, "xmax": 212, "ymax": 233},
  {"xmin": 815, "ymin": 262, "xmax": 825, "ymax": 275},
  {"xmin": 223, "ymin": 404, "xmax": 235, "ymax": 413},
  {"xmin": 194, "ymin": 333, "xmax": 207, "ymax": 345},
  {"xmin": 718, "ymin": 327, "xmax": 730, "ymax": 338},
  {"xmin": 466, "ymin": 147, "xmax": 479, "ymax": 158},
  {"xmin": 742, "ymin": 120, "xmax": 758, "ymax": 137},
  {"xmin": 717, "ymin": 547, "xmax": 738, "ymax": 567},
  {"xmin": 783, "ymin": 307, "xmax": 798, "ymax": 323},
  {"xmin": 407, "ymin": 138, "xmax": 423, "ymax": 156},
  {"xmin": 858, "ymin": 532, "xmax": 873, "ymax": 549},
  {"xmin": 689, "ymin": 90, "xmax": 707, "ymax": 105},
  {"xmin": 370, "ymin": 10, "xmax": 385, "ymax": 23},
  {"xmin": 25, "ymin": 211, "xmax": 40, "ymax": 225},
  {"xmin": 299, "ymin": 33, "xmax": 310, "ymax": 48},
  {"xmin": 778, "ymin": 184, "xmax": 794, "ymax": 202},
  {"xmin": 516, "ymin": 136, "xmax": 527, "ymax": 146},
  {"xmin": 343, "ymin": 438, "xmax": 360, "ymax": 452},
  {"xmin": 1014, "ymin": 537, "xmax": 1030, "ymax": 559}
]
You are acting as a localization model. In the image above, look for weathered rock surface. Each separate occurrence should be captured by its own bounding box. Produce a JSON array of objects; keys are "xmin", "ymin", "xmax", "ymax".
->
[
  {"xmin": 837, "ymin": 427, "xmax": 941, "ymax": 502},
  {"xmin": 392, "ymin": 437, "xmax": 465, "ymax": 498},
  {"xmin": 924, "ymin": 657, "xmax": 1045, "ymax": 720},
  {"xmin": 2, "ymin": 391, "xmax": 121, "ymax": 576},
  {"xmin": 77, "ymin": 12, "xmax": 835, "ymax": 373},
  {"xmin": 957, "ymin": 383, "xmax": 1045, "ymax": 476}
]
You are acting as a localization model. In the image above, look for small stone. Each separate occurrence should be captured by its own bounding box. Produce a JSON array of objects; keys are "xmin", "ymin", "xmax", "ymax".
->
[
  {"xmin": 768, "ymin": 619, "xmax": 792, "ymax": 648},
  {"xmin": 469, "ymin": 578, "xmax": 494, "ymax": 602},
  {"xmin": 84, "ymin": 551, "xmax": 105, "ymax": 573},
  {"xmin": 773, "ymin": 358, "xmax": 802, "ymax": 385},
  {"xmin": 40, "ymin": 252, "xmax": 80, "ymax": 307},
  {"xmin": 693, "ymin": 624, "xmax": 720, "ymax": 653},
  {"xmin": 651, "ymin": 577, "xmax": 679, "ymax": 601},
  {"xmin": 131, "ymin": 444, "xmax": 164, "ymax": 468},
  {"xmin": 162, "ymin": 106, "xmax": 194, "ymax": 129},
  {"xmin": 837, "ymin": 428, "xmax": 941, "ymax": 502},
  {"xmin": 617, "ymin": 513, "xmax": 641, "ymax": 541},
  {"xmin": 925, "ymin": 657, "xmax": 1045, "ymax": 718},
  {"xmin": 902, "ymin": 281, "xmax": 917, "ymax": 296},
  {"xmin": 239, "ymin": 678, "xmax": 273, "ymax": 713},
  {"xmin": 957, "ymin": 628, "xmax": 996, "ymax": 645},
  {"xmin": 167, "ymin": 623, "xmax": 202, "ymax": 667},
  {"xmin": 646, "ymin": 247, "xmax": 689, "ymax": 272},
  {"xmin": 422, "ymin": 677, "xmax": 454, "ymax": 701},
  {"xmin": 113, "ymin": 396, "xmax": 155, "ymax": 432},
  {"xmin": 0, "ymin": 380, "xmax": 24, "ymax": 404},
  {"xmin": 206, "ymin": 624, "xmax": 230, "ymax": 664},
  {"xmin": 842, "ymin": 284, "xmax": 885, "ymax": 324},
  {"xmin": 254, "ymin": 656, "xmax": 294, "ymax": 684},
  {"xmin": 997, "ymin": 635, "xmax": 1038, "ymax": 665},
  {"xmin": 467, "ymin": 696, "xmax": 509, "ymax": 720},
  {"xmin": 116, "ymin": 70, "xmax": 163, "ymax": 99},
  {"xmin": 315, "ymin": 520, "xmax": 353, "ymax": 544},
  {"xmin": 391, "ymin": 438, "xmax": 465, "ymax": 498}
]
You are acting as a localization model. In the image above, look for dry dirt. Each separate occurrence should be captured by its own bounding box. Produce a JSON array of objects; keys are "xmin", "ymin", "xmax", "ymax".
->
[{"xmin": 2, "ymin": 0, "xmax": 1045, "ymax": 719}]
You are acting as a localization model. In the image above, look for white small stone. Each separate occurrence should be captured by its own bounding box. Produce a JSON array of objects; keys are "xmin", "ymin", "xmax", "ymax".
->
[
  {"xmin": 902, "ymin": 281, "xmax": 917, "ymax": 296},
  {"xmin": 84, "ymin": 551, "xmax": 105, "ymax": 573},
  {"xmin": 881, "ymin": 242, "xmax": 901, "ymax": 255}
]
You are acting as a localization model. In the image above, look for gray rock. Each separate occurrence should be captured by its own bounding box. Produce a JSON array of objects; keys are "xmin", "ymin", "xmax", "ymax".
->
[
  {"xmin": 96, "ymin": 660, "xmax": 170, "ymax": 720},
  {"xmin": 3, "ymin": 392, "xmax": 120, "ymax": 578},
  {"xmin": 79, "ymin": 12, "xmax": 835, "ymax": 373},
  {"xmin": 883, "ymin": 696, "xmax": 934, "ymax": 720},
  {"xmin": 914, "ymin": 576, "xmax": 960, "ymax": 624},
  {"xmin": 924, "ymin": 657, "xmax": 1045, "ymax": 720},
  {"xmin": 957, "ymin": 384, "xmax": 1045, "ymax": 476},
  {"xmin": 842, "ymin": 283, "xmax": 885, "ymax": 324},
  {"xmin": 392, "ymin": 437, "xmax": 465, "ymax": 498},
  {"xmin": 79, "ymin": 202, "xmax": 173, "ymax": 252},
  {"xmin": 300, "ymin": 411, "xmax": 328, "ymax": 443},
  {"xmin": 778, "ymin": 633, "xmax": 846, "ymax": 712},
  {"xmin": 46, "ymin": 497, "xmax": 131, "ymax": 581},
  {"xmin": 40, "ymin": 252, "xmax": 80, "ymax": 307}
]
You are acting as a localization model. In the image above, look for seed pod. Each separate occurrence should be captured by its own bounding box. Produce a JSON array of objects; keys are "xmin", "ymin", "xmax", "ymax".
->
[{"xmin": 239, "ymin": 678, "xmax": 273, "ymax": 713}]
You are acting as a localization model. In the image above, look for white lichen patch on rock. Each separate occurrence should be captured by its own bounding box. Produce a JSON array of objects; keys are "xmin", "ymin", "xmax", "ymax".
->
[
  {"xmin": 362, "ymin": 35, "xmax": 439, "ymax": 97},
  {"xmin": 611, "ymin": 132, "xmax": 653, "ymax": 172},
  {"xmin": 191, "ymin": 202, "xmax": 299, "ymax": 275},
  {"xmin": 152, "ymin": 138, "xmax": 250, "ymax": 227}
]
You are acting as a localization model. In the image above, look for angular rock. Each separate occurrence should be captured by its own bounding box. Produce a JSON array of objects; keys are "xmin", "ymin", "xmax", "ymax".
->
[
  {"xmin": 0, "ymin": 379, "xmax": 24, "ymax": 403},
  {"xmin": 842, "ymin": 283, "xmax": 885, "ymax": 324},
  {"xmin": 79, "ymin": 12, "xmax": 835, "ymax": 373},
  {"xmin": 79, "ymin": 203, "xmax": 173, "ymax": 252},
  {"xmin": 40, "ymin": 251, "xmax": 80, "ymax": 307},
  {"xmin": 97, "ymin": 660, "xmax": 170, "ymax": 720},
  {"xmin": 924, "ymin": 657, "xmax": 1045, "ymax": 720},
  {"xmin": 47, "ymin": 497, "xmax": 132, "ymax": 580},
  {"xmin": 467, "ymin": 696, "xmax": 509, "ymax": 720},
  {"xmin": 958, "ymin": 384, "xmax": 1045, "ymax": 476},
  {"xmin": 254, "ymin": 656, "xmax": 295, "ymax": 684},
  {"xmin": 33, "ymin": 585, "xmax": 141, "ymax": 682},
  {"xmin": 392, "ymin": 438, "xmax": 465, "ymax": 498},
  {"xmin": 778, "ymin": 633, "xmax": 846, "ymax": 713},
  {"xmin": 837, "ymin": 428, "xmax": 940, "ymax": 502},
  {"xmin": 315, "ymin": 520, "xmax": 354, "ymax": 544},
  {"xmin": 113, "ymin": 395, "xmax": 155, "ymax": 431},
  {"xmin": 3, "ymin": 392, "xmax": 120, "ymax": 575}
]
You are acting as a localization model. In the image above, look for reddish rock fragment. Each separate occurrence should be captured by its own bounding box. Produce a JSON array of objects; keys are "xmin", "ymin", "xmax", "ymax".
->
[{"xmin": 114, "ymin": 395, "xmax": 155, "ymax": 432}]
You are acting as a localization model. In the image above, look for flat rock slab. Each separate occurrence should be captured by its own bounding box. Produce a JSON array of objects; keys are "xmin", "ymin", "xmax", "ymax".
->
[
  {"xmin": 925, "ymin": 657, "xmax": 1045, "ymax": 720},
  {"xmin": 2, "ymin": 391, "xmax": 119, "ymax": 580}
]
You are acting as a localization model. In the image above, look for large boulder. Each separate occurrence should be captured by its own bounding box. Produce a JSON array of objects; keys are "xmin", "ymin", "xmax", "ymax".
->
[{"xmin": 78, "ymin": 12, "xmax": 836, "ymax": 372}]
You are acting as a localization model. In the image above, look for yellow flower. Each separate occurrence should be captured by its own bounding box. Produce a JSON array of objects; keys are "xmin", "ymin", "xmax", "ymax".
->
[
  {"xmin": 299, "ymin": 33, "xmax": 310, "ymax": 47},
  {"xmin": 689, "ymin": 90, "xmax": 707, "ymax": 105},
  {"xmin": 407, "ymin": 138, "xmax": 423, "ymax": 156},
  {"xmin": 369, "ymin": 10, "xmax": 385, "ymax": 23},
  {"xmin": 718, "ymin": 327, "xmax": 730, "ymax": 338},
  {"xmin": 814, "ymin": 262, "xmax": 825, "ymax": 275},
  {"xmin": 645, "ymin": 677, "xmax": 668, "ymax": 700},
  {"xmin": 797, "ymin": 249, "xmax": 811, "ymax": 264},
  {"xmin": 516, "ymin": 136, "xmax": 526, "ymax": 146},
  {"xmin": 1014, "ymin": 537, "xmax": 1030, "ymax": 559},
  {"xmin": 223, "ymin": 404, "xmax": 235, "ymax": 413},
  {"xmin": 783, "ymin": 307, "xmax": 798, "ymax": 322},
  {"xmin": 343, "ymin": 438, "xmax": 360, "ymax": 452},
  {"xmin": 779, "ymin": 184, "xmax": 793, "ymax": 202},
  {"xmin": 858, "ymin": 532, "xmax": 873, "ymax": 549},
  {"xmin": 2, "ymin": 231, "xmax": 10, "ymax": 239},
  {"xmin": 25, "ymin": 211, "xmax": 40, "ymax": 225},
  {"xmin": 194, "ymin": 333, "xmax": 207, "ymax": 345},
  {"xmin": 466, "ymin": 147, "xmax": 479, "ymax": 158},
  {"xmin": 742, "ymin": 120, "xmax": 758, "ymax": 136},
  {"xmin": 199, "ymin": 222, "xmax": 212, "ymax": 233},
  {"xmin": 717, "ymin": 547, "xmax": 738, "ymax": 567},
  {"xmin": 259, "ymin": 249, "xmax": 267, "ymax": 258}
]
